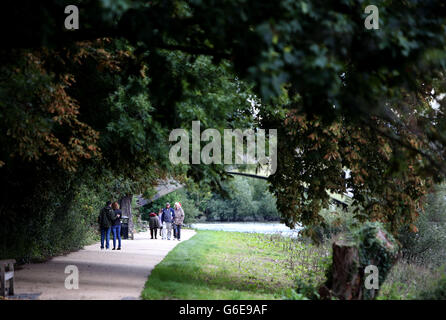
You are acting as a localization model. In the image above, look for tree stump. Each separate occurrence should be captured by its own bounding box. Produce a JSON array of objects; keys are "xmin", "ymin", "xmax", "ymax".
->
[
  {"xmin": 319, "ymin": 222, "xmax": 398, "ymax": 300},
  {"xmin": 330, "ymin": 241, "xmax": 362, "ymax": 300}
]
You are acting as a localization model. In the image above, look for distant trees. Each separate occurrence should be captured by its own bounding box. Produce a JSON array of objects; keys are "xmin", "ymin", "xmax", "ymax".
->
[
  {"xmin": 204, "ymin": 176, "xmax": 280, "ymax": 222},
  {"xmin": 140, "ymin": 189, "xmax": 201, "ymax": 225},
  {"xmin": 142, "ymin": 176, "xmax": 280, "ymax": 223}
]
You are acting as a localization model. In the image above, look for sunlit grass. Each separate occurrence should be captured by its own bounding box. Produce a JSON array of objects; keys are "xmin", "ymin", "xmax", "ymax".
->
[
  {"xmin": 142, "ymin": 230, "xmax": 330, "ymax": 300},
  {"xmin": 378, "ymin": 260, "xmax": 445, "ymax": 300}
]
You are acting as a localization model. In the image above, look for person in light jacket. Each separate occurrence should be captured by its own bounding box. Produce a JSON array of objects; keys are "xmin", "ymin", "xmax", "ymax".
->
[
  {"xmin": 157, "ymin": 208, "xmax": 164, "ymax": 239},
  {"xmin": 173, "ymin": 202, "xmax": 185, "ymax": 241}
]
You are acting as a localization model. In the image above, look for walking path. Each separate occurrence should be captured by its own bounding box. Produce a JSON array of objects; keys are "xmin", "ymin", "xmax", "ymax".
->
[{"xmin": 11, "ymin": 229, "xmax": 196, "ymax": 300}]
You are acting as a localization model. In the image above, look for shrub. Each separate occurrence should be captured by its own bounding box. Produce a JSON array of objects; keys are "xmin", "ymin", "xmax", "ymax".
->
[
  {"xmin": 301, "ymin": 206, "xmax": 358, "ymax": 244},
  {"xmin": 398, "ymin": 184, "xmax": 446, "ymax": 267},
  {"xmin": 418, "ymin": 269, "xmax": 446, "ymax": 300},
  {"xmin": 379, "ymin": 260, "xmax": 431, "ymax": 299},
  {"xmin": 0, "ymin": 171, "xmax": 105, "ymax": 263}
]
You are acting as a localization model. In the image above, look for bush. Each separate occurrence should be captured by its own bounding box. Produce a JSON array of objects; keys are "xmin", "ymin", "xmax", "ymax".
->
[
  {"xmin": 377, "ymin": 184, "xmax": 446, "ymax": 300},
  {"xmin": 398, "ymin": 184, "xmax": 446, "ymax": 267},
  {"xmin": 0, "ymin": 172, "xmax": 101, "ymax": 263},
  {"xmin": 301, "ymin": 206, "xmax": 358, "ymax": 244},
  {"xmin": 417, "ymin": 266, "xmax": 446, "ymax": 300},
  {"xmin": 282, "ymin": 288, "xmax": 308, "ymax": 300},
  {"xmin": 279, "ymin": 236, "xmax": 332, "ymax": 299},
  {"xmin": 378, "ymin": 261, "xmax": 446, "ymax": 300}
]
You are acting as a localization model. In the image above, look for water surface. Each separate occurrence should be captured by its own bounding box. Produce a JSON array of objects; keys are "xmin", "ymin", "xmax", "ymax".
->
[{"xmin": 190, "ymin": 222, "xmax": 302, "ymax": 237}]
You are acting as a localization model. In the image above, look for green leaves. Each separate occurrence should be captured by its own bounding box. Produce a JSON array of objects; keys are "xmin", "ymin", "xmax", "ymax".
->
[
  {"xmin": 204, "ymin": 176, "xmax": 280, "ymax": 222},
  {"xmin": 3, "ymin": 0, "xmax": 446, "ymax": 261}
]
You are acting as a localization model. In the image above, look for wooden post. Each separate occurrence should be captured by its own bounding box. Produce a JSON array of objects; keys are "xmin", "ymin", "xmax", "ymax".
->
[
  {"xmin": 8, "ymin": 261, "xmax": 14, "ymax": 296},
  {"xmin": 0, "ymin": 259, "xmax": 16, "ymax": 297},
  {"xmin": 0, "ymin": 263, "xmax": 5, "ymax": 297}
]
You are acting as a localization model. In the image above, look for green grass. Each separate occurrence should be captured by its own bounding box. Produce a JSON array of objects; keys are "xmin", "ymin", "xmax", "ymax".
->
[
  {"xmin": 142, "ymin": 230, "xmax": 330, "ymax": 300},
  {"xmin": 377, "ymin": 260, "xmax": 446, "ymax": 300}
]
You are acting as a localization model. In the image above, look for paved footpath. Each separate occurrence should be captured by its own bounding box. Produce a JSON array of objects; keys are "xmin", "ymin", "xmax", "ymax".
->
[{"xmin": 12, "ymin": 229, "xmax": 196, "ymax": 300}]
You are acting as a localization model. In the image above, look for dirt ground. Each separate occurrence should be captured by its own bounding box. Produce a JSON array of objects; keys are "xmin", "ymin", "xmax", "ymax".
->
[{"xmin": 11, "ymin": 229, "xmax": 196, "ymax": 300}]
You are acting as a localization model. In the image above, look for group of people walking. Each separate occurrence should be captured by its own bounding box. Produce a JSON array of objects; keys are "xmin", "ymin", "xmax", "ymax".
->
[
  {"xmin": 148, "ymin": 202, "xmax": 185, "ymax": 241},
  {"xmin": 97, "ymin": 200, "xmax": 185, "ymax": 250},
  {"xmin": 98, "ymin": 201, "xmax": 122, "ymax": 250}
]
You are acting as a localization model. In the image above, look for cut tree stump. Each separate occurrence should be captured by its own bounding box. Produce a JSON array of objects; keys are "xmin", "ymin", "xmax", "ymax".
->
[
  {"xmin": 331, "ymin": 241, "xmax": 362, "ymax": 300},
  {"xmin": 319, "ymin": 222, "xmax": 398, "ymax": 300}
]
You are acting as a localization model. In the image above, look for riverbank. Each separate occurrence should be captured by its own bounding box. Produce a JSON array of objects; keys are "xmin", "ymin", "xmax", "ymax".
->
[{"xmin": 141, "ymin": 230, "xmax": 331, "ymax": 300}]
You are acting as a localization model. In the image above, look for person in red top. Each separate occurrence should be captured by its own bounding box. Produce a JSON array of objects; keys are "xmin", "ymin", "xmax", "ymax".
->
[{"xmin": 149, "ymin": 211, "xmax": 161, "ymax": 239}]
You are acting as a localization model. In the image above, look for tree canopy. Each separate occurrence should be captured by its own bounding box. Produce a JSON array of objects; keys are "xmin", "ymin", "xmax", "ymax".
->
[{"xmin": 1, "ymin": 0, "xmax": 446, "ymax": 258}]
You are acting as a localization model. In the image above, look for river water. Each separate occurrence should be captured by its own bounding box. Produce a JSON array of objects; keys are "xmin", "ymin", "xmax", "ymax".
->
[{"xmin": 190, "ymin": 222, "xmax": 302, "ymax": 237}]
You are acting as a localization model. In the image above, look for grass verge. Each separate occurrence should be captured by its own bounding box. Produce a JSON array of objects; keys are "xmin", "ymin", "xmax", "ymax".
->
[{"xmin": 142, "ymin": 230, "xmax": 330, "ymax": 300}]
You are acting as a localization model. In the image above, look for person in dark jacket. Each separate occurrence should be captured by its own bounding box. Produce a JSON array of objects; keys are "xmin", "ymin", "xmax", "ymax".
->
[
  {"xmin": 161, "ymin": 202, "xmax": 175, "ymax": 240},
  {"xmin": 149, "ymin": 212, "xmax": 161, "ymax": 239},
  {"xmin": 111, "ymin": 202, "xmax": 122, "ymax": 250},
  {"xmin": 98, "ymin": 201, "xmax": 113, "ymax": 250}
]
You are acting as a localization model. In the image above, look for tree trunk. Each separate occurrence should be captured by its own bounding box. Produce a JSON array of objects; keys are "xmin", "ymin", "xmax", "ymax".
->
[
  {"xmin": 319, "ymin": 223, "xmax": 398, "ymax": 300},
  {"xmin": 329, "ymin": 241, "xmax": 363, "ymax": 300},
  {"xmin": 120, "ymin": 194, "xmax": 134, "ymax": 240}
]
